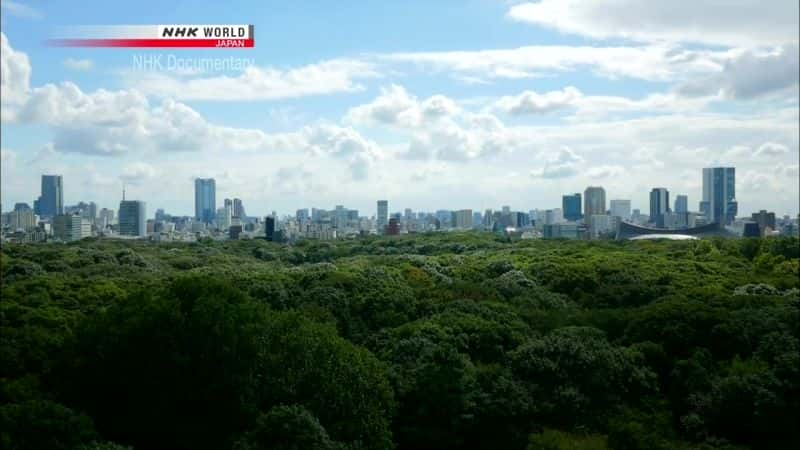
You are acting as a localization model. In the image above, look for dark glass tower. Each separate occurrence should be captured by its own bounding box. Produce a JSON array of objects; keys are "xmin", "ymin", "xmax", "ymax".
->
[
  {"xmin": 562, "ymin": 193, "xmax": 582, "ymax": 221},
  {"xmin": 37, "ymin": 175, "xmax": 63, "ymax": 218}
]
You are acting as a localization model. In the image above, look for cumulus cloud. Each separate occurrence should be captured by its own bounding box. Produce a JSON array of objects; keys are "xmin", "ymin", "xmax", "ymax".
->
[
  {"xmin": 530, "ymin": 147, "xmax": 584, "ymax": 179},
  {"xmin": 120, "ymin": 162, "xmax": 158, "ymax": 184},
  {"xmin": 345, "ymin": 84, "xmax": 460, "ymax": 128},
  {"xmin": 494, "ymin": 86, "xmax": 711, "ymax": 118},
  {"xmin": 495, "ymin": 87, "xmax": 581, "ymax": 115},
  {"xmin": 508, "ymin": 0, "xmax": 798, "ymax": 47},
  {"xmin": 755, "ymin": 142, "xmax": 790, "ymax": 157},
  {"xmin": 677, "ymin": 45, "xmax": 799, "ymax": 99},
  {"xmin": 1, "ymin": 32, "xmax": 32, "ymax": 117},
  {"xmin": 125, "ymin": 59, "xmax": 379, "ymax": 101},
  {"xmin": 63, "ymin": 58, "xmax": 93, "ymax": 71}
]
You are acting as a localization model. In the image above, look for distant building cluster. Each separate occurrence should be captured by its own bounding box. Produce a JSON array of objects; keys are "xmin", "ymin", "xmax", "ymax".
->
[{"xmin": 2, "ymin": 166, "xmax": 799, "ymax": 243}]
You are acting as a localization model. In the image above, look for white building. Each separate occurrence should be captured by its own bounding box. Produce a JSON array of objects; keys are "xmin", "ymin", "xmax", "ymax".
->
[{"xmin": 53, "ymin": 214, "xmax": 91, "ymax": 242}]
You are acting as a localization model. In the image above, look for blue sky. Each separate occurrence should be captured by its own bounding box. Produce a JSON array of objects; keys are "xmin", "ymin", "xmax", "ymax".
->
[{"xmin": 1, "ymin": 0, "xmax": 798, "ymax": 217}]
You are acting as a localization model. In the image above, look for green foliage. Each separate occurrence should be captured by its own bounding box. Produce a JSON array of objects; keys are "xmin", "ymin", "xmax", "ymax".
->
[
  {"xmin": 1, "ymin": 235, "xmax": 798, "ymax": 450},
  {"xmin": 232, "ymin": 405, "xmax": 341, "ymax": 450}
]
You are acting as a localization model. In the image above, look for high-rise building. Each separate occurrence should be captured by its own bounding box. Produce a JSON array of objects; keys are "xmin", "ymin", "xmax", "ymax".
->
[
  {"xmin": 674, "ymin": 195, "xmax": 688, "ymax": 214},
  {"xmin": 98, "ymin": 208, "xmax": 115, "ymax": 229},
  {"xmin": 701, "ymin": 167, "xmax": 736, "ymax": 225},
  {"xmin": 233, "ymin": 198, "xmax": 246, "ymax": 219},
  {"xmin": 377, "ymin": 200, "xmax": 388, "ymax": 232},
  {"xmin": 544, "ymin": 208, "xmax": 564, "ymax": 225},
  {"xmin": 265, "ymin": 215, "xmax": 276, "ymax": 241},
  {"xmin": 3, "ymin": 208, "xmax": 36, "ymax": 231},
  {"xmin": 296, "ymin": 208, "xmax": 309, "ymax": 224},
  {"xmin": 454, "ymin": 209, "xmax": 473, "ymax": 229},
  {"xmin": 563, "ymin": 193, "xmax": 582, "ymax": 222},
  {"xmin": 53, "ymin": 214, "xmax": 91, "ymax": 241},
  {"xmin": 216, "ymin": 205, "xmax": 232, "ymax": 230},
  {"xmin": 36, "ymin": 175, "xmax": 63, "ymax": 218},
  {"xmin": 583, "ymin": 187, "xmax": 606, "ymax": 223},
  {"xmin": 751, "ymin": 210, "xmax": 776, "ymax": 236},
  {"xmin": 589, "ymin": 214, "xmax": 618, "ymax": 238},
  {"xmin": 119, "ymin": 200, "xmax": 147, "ymax": 237},
  {"xmin": 649, "ymin": 188, "xmax": 670, "ymax": 228},
  {"xmin": 609, "ymin": 199, "xmax": 631, "ymax": 220},
  {"xmin": 194, "ymin": 178, "xmax": 216, "ymax": 224},
  {"xmin": 386, "ymin": 217, "xmax": 400, "ymax": 235}
]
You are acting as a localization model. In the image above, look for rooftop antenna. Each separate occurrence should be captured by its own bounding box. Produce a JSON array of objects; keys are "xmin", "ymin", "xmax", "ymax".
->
[{"xmin": 122, "ymin": 184, "xmax": 126, "ymax": 201}]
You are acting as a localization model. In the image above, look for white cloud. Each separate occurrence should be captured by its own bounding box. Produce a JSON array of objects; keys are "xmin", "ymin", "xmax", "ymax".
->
[
  {"xmin": 63, "ymin": 58, "xmax": 93, "ymax": 71},
  {"xmin": 508, "ymin": 0, "xmax": 798, "ymax": 47},
  {"xmin": 495, "ymin": 86, "xmax": 581, "ymax": 115},
  {"xmin": 121, "ymin": 162, "xmax": 158, "ymax": 184},
  {"xmin": 677, "ymin": 45, "xmax": 799, "ymax": 99},
  {"xmin": 530, "ymin": 146, "xmax": 584, "ymax": 179},
  {"xmin": 124, "ymin": 59, "xmax": 379, "ymax": 101},
  {"xmin": 494, "ymin": 86, "xmax": 713, "ymax": 118},
  {"xmin": 586, "ymin": 165, "xmax": 626, "ymax": 179},
  {"xmin": 381, "ymin": 44, "xmax": 728, "ymax": 82},
  {"xmin": 755, "ymin": 142, "xmax": 790, "ymax": 157},
  {"xmin": 0, "ymin": 1, "xmax": 41, "ymax": 19},
  {"xmin": 1, "ymin": 32, "xmax": 32, "ymax": 117},
  {"xmin": 345, "ymin": 84, "xmax": 460, "ymax": 129}
]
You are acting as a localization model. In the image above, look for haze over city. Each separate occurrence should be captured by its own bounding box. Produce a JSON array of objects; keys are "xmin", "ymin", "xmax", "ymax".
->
[{"xmin": 1, "ymin": 0, "xmax": 798, "ymax": 217}]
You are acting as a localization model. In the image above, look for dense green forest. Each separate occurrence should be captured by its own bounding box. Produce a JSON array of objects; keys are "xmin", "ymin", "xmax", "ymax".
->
[{"xmin": 1, "ymin": 234, "xmax": 799, "ymax": 450}]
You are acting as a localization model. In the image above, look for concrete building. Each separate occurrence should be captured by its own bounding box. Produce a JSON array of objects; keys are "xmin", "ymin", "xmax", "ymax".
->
[
  {"xmin": 53, "ymin": 214, "xmax": 91, "ymax": 242},
  {"xmin": 3, "ymin": 208, "xmax": 36, "ymax": 231},
  {"xmin": 583, "ymin": 187, "xmax": 606, "ymax": 223},
  {"xmin": 589, "ymin": 214, "xmax": 618, "ymax": 238},
  {"xmin": 751, "ymin": 210, "xmax": 776, "ymax": 236},
  {"xmin": 454, "ymin": 209, "xmax": 473, "ymax": 229},
  {"xmin": 216, "ymin": 205, "xmax": 232, "ymax": 230},
  {"xmin": 543, "ymin": 223, "xmax": 586, "ymax": 239}
]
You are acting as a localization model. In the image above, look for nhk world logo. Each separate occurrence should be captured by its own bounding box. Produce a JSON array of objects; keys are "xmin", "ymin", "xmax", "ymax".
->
[{"xmin": 48, "ymin": 25, "xmax": 255, "ymax": 48}]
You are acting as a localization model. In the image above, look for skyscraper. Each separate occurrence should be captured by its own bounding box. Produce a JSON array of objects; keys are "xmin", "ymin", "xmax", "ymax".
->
[
  {"xmin": 455, "ymin": 209, "xmax": 473, "ymax": 229},
  {"xmin": 233, "ymin": 198, "xmax": 246, "ymax": 219},
  {"xmin": 649, "ymin": 188, "xmax": 670, "ymax": 228},
  {"xmin": 265, "ymin": 215, "xmax": 276, "ymax": 241},
  {"xmin": 37, "ymin": 175, "xmax": 63, "ymax": 218},
  {"xmin": 583, "ymin": 187, "xmax": 606, "ymax": 223},
  {"xmin": 119, "ymin": 200, "xmax": 147, "ymax": 237},
  {"xmin": 562, "ymin": 193, "xmax": 582, "ymax": 221},
  {"xmin": 701, "ymin": 167, "xmax": 737, "ymax": 225},
  {"xmin": 194, "ymin": 178, "xmax": 216, "ymax": 224},
  {"xmin": 296, "ymin": 208, "xmax": 309, "ymax": 224},
  {"xmin": 377, "ymin": 200, "xmax": 388, "ymax": 233},
  {"xmin": 674, "ymin": 195, "xmax": 688, "ymax": 214},
  {"xmin": 609, "ymin": 199, "xmax": 631, "ymax": 220}
]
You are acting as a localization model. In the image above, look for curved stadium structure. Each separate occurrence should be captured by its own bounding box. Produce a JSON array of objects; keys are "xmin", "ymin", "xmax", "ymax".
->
[{"xmin": 616, "ymin": 221, "xmax": 730, "ymax": 240}]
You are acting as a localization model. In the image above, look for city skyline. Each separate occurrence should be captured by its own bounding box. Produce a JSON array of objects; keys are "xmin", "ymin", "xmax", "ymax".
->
[
  {"xmin": 1, "ymin": 1, "xmax": 798, "ymax": 216},
  {"xmin": 9, "ymin": 165, "xmax": 795, "ymax": 221}
]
